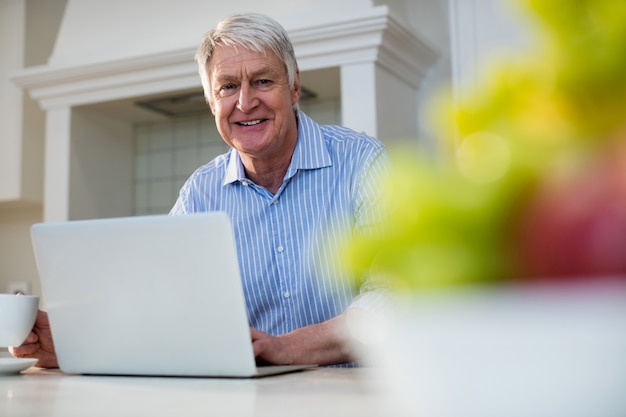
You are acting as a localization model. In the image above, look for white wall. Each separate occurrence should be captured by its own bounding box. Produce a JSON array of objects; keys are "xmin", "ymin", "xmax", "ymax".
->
[
  {"xmin": 376, "ymin": 65, "xmax": 423, "ymax": 144},
  {"xmin": 0, "ymin": 0, "xmax": 62, "ymax": 204},
  {"xmin": 449, "ymin": 0, "xmax": 535, "ymax": 95},
  {"xmin": 134, "ymin": 114, "xmax": 228, "ymax": 215},
  {"xmin": 0, "ymin": 0, "xmax": 66, "ymax": 295},
  {"xmin": 0, "ymin": 0, "xmax": 26, "ymax": 201},
  {"xmin": 379, "ymin": 0, "xmax": 452, "ymax": 145},
  {"xmin": 0, "ymin": 206, "xmax": 42, "ymax": 296},
  {"xmin": 49, "ymin": 0, "xmax": 373, "ymax": 67},
  {"xmin": 69, "ymin": 108, "xmax": 134, "ymax": 220}
]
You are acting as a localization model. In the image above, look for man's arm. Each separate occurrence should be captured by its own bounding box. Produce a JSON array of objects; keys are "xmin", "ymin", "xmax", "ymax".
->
[{"xmin": 250, "ymin": 297, "xmax": 390, "ymax": 367}]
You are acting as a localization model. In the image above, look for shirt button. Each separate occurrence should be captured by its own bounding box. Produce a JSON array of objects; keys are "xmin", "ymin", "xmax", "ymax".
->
[
  {"xmin": 277, "ymin": 245, "xmax": 284, "ymax": 252},
  {"xmin": 283, "ymin": 291, "xmax": 291, "ymax": 298},
  {"xmin": 241, "ymin": 181, "xmax": 249, "ymax": 187}
]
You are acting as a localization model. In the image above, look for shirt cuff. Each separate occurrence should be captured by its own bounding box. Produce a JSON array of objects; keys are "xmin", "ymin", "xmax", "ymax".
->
[{"xmin": 348, "ymin": 287, "xmax": 394, "ymax": 318}]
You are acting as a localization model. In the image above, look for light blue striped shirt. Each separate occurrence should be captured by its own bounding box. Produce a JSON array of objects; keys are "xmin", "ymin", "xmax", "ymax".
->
[{"xmin": 171, "ymin": 112, "xmax": 389, "ymax": 346}]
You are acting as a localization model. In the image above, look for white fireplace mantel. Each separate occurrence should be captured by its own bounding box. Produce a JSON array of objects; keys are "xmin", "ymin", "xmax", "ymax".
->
[{"xmin": 13, "ymin": 5, "xmax": 436, "ymax": 111}]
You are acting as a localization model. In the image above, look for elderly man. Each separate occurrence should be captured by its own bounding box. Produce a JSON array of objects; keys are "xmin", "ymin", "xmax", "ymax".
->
[{"xmin": 12, "ymin": 13, "xmax": 389, "ymax": 368}]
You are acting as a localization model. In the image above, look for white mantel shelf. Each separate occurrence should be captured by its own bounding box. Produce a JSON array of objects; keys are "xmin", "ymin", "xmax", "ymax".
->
[{"xmin": 12, "ymin": 5, "xmax": 437, "ymax": 110}]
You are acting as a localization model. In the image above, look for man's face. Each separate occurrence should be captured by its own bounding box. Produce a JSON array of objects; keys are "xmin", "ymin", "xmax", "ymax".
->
[{"xmin": 206, "ymin": 45, "xmax": 300, "ymax": 161}]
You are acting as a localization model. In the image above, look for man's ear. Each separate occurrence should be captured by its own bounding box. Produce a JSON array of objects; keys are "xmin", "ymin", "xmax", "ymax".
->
[
  {"xmin": 201, "ymin": 70, "xmax": 215, "ymax": 115},
  {"xmin": 292, "ymin": 69, "xmax": 301, "ymax": 105}
]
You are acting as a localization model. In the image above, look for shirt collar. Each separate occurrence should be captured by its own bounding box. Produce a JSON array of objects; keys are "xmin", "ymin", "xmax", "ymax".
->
[
  {"xmin": 285, "ymin": 111, "xmax": 332, "ymax": 179},
  {"xmin": 223, "ymin": 148, "xmax": 245, "ymax": 186}
]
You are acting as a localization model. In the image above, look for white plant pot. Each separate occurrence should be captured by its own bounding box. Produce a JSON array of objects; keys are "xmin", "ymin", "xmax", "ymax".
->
[{"xmin": 360, "ymin": 280, "xmax": 626, "ymax": 417}]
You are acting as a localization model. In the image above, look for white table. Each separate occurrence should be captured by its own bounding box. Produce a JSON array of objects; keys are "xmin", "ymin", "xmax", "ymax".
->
[{"xmin": 1, "ymin": 367, "xmax": 387, "ymax": 417}]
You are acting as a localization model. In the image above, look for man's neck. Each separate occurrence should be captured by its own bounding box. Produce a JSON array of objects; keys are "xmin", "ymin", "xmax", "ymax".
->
[
  {"xmin": 240, "ymin": 133, "xmax": 297, "ymax": 194},
  {"xmin": 243, "ymin": 156, "xmax": 292, "ymax": 194}
]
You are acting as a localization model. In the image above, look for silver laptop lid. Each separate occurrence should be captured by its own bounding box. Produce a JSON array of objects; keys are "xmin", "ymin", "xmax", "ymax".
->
[{"xmin": 31, "ymin": 212, "xmax": 260, "ymax": 377}]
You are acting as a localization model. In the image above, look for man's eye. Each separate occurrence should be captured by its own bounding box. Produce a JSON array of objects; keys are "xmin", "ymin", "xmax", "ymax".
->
[
  {"xmin": 256, "ymin": 79, "xmax": 271, "ymax": 87},
  {"xmin": 218, "ymin": 83, "xmax": 237, "ymax": 97}
]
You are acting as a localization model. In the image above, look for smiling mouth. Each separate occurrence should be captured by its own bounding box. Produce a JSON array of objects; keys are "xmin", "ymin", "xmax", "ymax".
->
[{"xmin": 236, "ymin": 119, "xmax": 265, "ymax": 126}]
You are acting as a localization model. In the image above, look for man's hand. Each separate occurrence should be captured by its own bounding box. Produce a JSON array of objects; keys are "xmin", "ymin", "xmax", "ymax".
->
[
  {"xmin": 250, "ymin": 314, "xmax": 356, "ymax": 366},
  {"xmin": 250, "ymin": 328, "xmax": 292, "ymax": 365},
  {"xmin": 9, "ymin": 309, "xmax": 58, "ymax": 369}
]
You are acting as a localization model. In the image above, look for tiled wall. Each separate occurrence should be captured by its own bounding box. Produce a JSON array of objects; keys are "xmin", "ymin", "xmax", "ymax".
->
[
  {"xmin": 134, "ymin": 115, "xmax": 228, "ymax": 215},
  {"xmin": 133, "ymin": 98, "xmax": 340, "ymax": 215}
]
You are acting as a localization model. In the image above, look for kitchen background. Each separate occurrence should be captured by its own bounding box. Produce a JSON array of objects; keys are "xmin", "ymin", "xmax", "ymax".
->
[{"xmin": 0, "ymin": 0, "xmax": 530, "ymax": 298}]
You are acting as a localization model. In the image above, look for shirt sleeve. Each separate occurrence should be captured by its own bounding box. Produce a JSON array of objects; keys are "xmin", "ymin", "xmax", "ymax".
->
[
  {"xmin": 169, "ymin": 177, "xmax": 193, "ymax": 215},
  {"xmin": 169, "ymin": 196, "xmax": 186, "ymax": 215},
  {"xmin": 347, "ymin": 145, "xmax": 393, "ymax": 316}
]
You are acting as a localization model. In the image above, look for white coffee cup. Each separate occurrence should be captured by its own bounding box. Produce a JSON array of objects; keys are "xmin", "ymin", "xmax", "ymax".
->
[{"xmin": 0, "ymin": 294, "xmax": 39, "ymax": 347}]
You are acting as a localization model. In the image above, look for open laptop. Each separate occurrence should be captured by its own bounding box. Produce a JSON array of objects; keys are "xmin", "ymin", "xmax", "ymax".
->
[{"xmin": 30, "ymin": 212, "xmax": 315, "ymax": 378}]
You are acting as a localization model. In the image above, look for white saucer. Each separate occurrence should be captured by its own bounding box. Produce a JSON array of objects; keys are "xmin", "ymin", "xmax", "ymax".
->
[{"xmin": 0, "ymin": 358, "xmax": 37, "ymax": 375}]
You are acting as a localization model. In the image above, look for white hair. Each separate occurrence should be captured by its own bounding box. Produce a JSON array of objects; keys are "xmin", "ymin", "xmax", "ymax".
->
[{"xmin": 195, "ymin": 13, "xmax": 300, "ymax": 110}]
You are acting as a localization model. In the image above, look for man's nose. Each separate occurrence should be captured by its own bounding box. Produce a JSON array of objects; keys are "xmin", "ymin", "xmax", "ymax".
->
[{"xmin": 237, "ymin": 84, "xmax": 258, "ymax": 113}]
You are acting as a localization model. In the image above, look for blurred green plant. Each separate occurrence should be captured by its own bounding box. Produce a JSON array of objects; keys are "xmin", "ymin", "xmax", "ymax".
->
[{"xmin": 343, "ymin": 0, "xmax": 626, "ymax": 290}]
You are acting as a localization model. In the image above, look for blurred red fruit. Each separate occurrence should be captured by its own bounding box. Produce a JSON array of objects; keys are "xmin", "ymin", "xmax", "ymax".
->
[{"xmin": 513, "ymin": 140, "xmax": 626, "ymax": 281}]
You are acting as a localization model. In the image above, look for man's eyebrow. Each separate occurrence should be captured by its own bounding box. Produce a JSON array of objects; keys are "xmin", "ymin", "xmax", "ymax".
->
[
  {"xmin": 213, "ymin": 66, "xmax": 277, "ymax": 84},
  {"xmin": 213, "ymin": 74, "xmax": 239, "ymax": 84}
]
